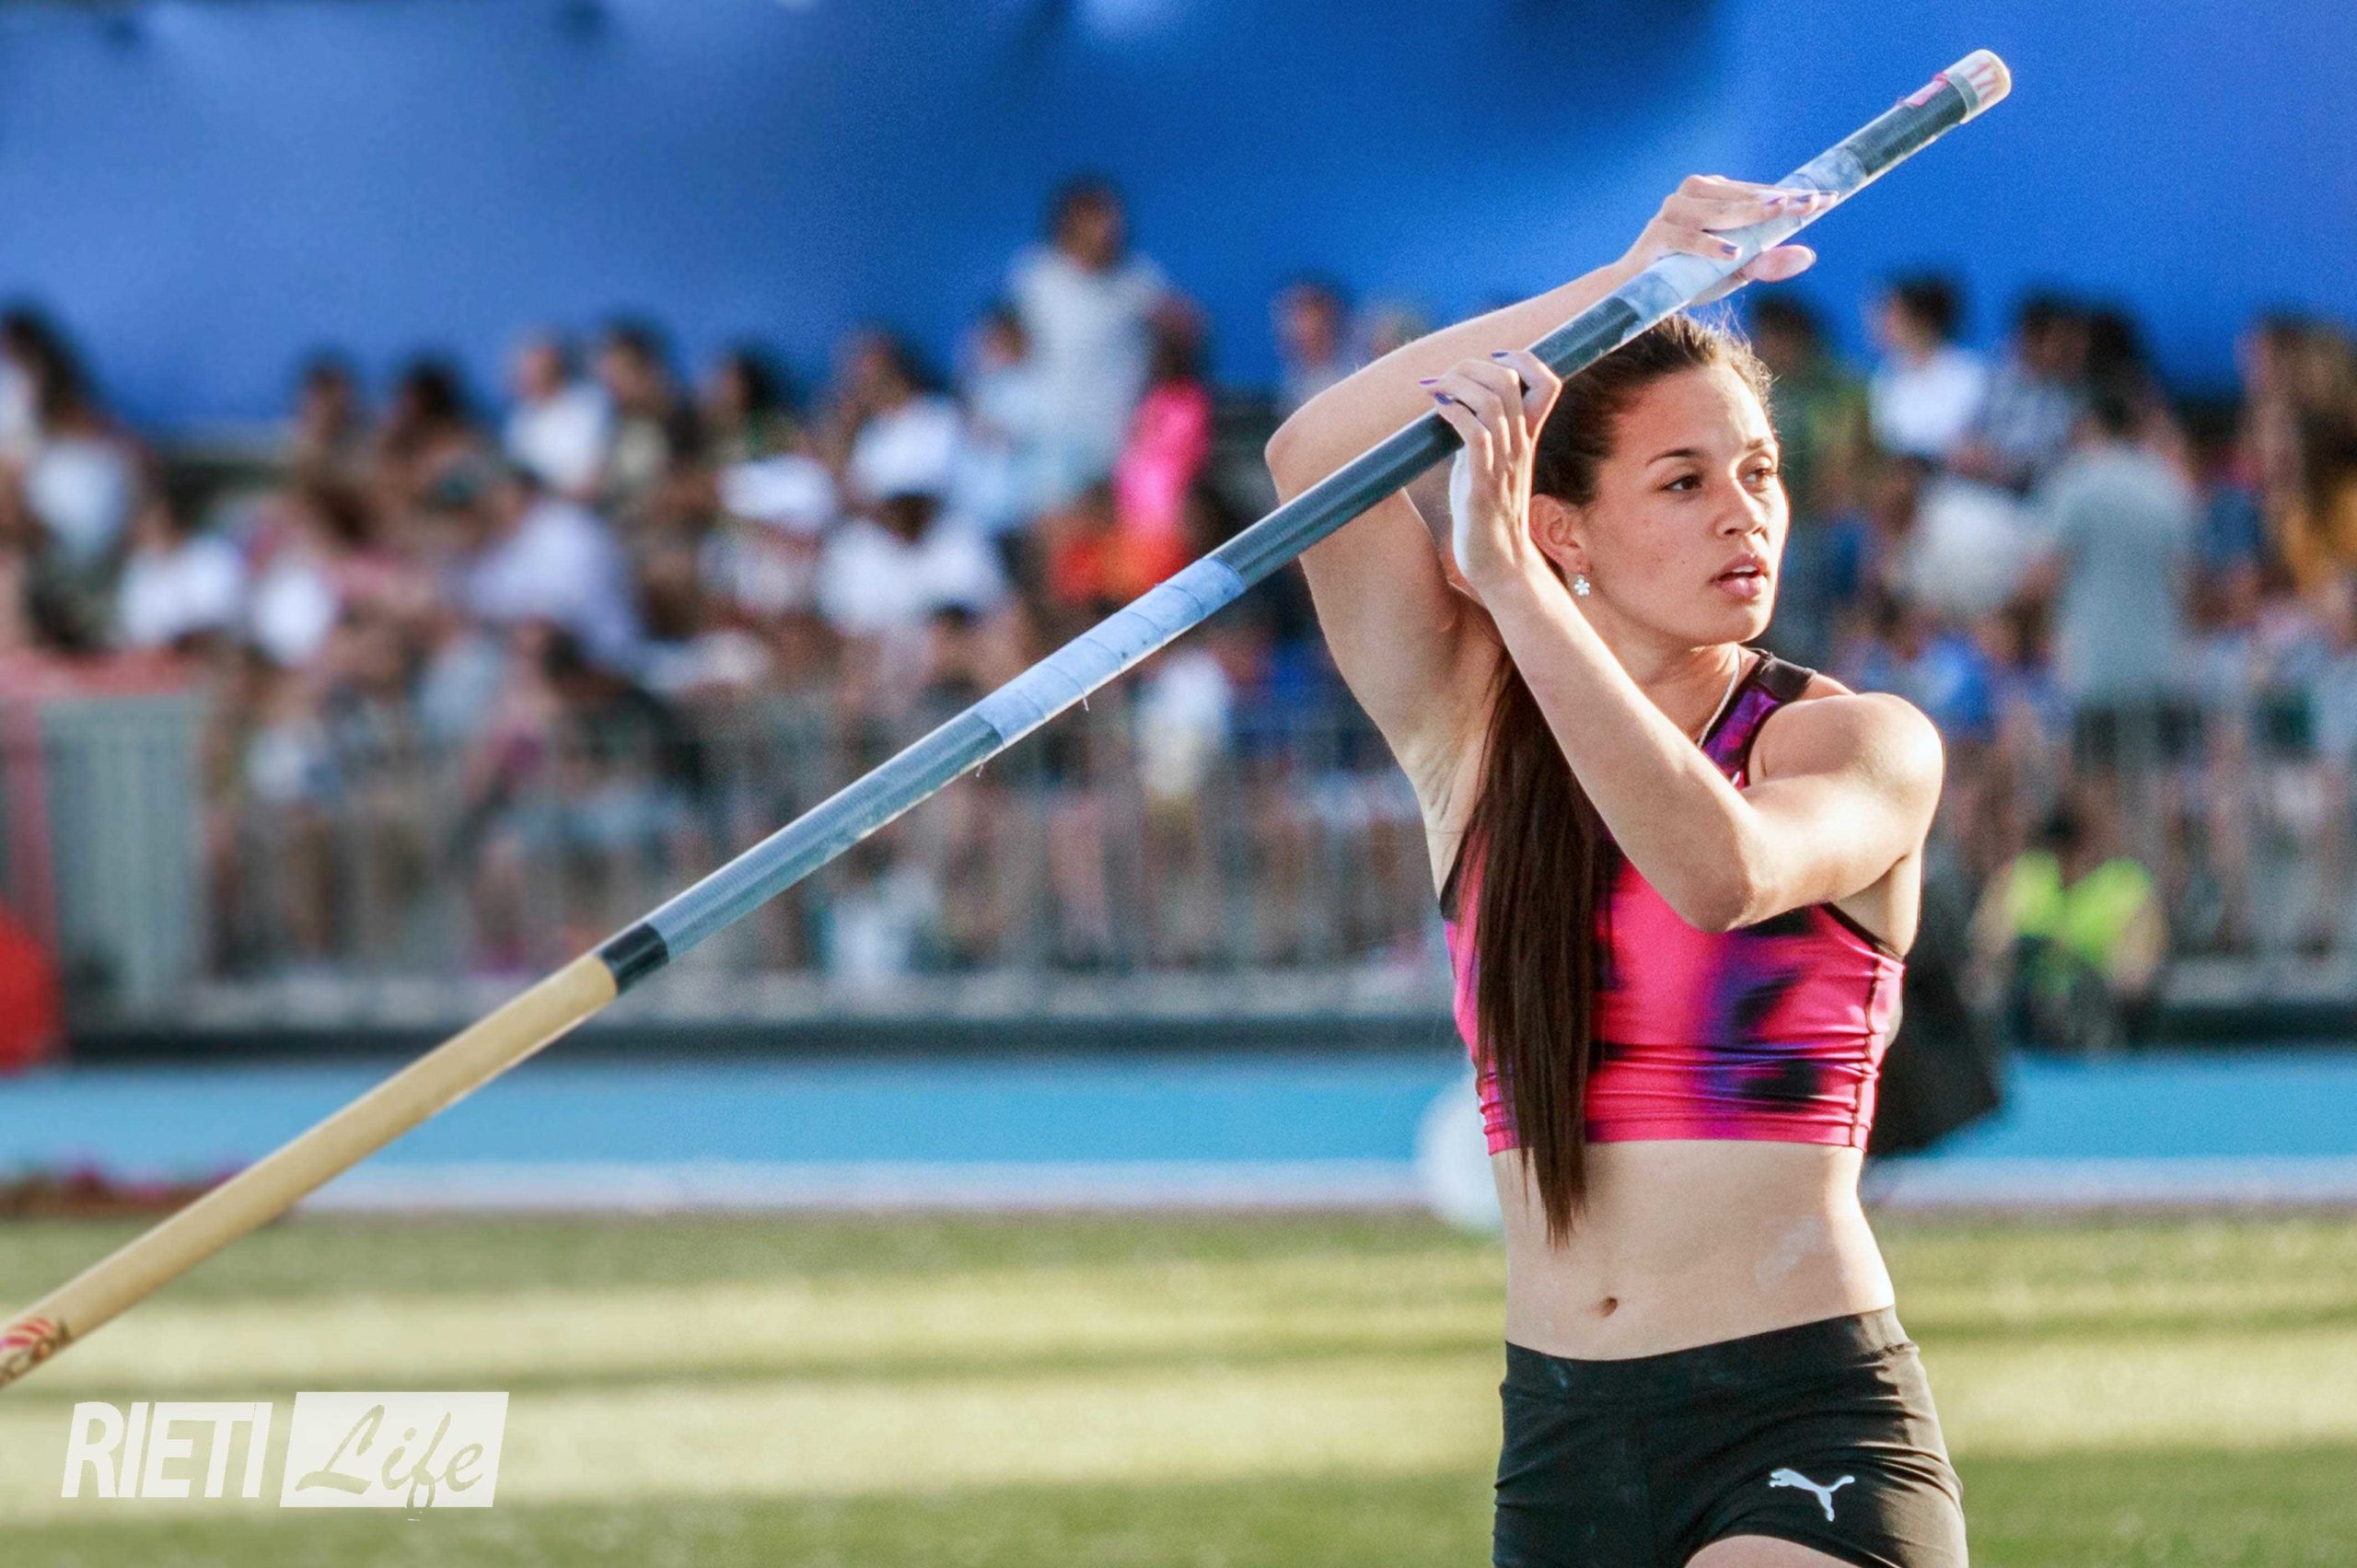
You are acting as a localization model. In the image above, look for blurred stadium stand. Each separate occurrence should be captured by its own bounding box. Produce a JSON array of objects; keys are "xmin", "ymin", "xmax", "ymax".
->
[{"xmin": 0, "ymin": 0, "xmax": 2352, "ymax": 1081}]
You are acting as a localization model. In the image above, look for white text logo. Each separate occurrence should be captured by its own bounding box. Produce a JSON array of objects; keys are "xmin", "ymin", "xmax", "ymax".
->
[
  {"xmin": 281, "ymin": 1392, "xmax": 508, "ymax": 1508},
  {"xmin": 63, "ymin": 1401, "xmax": 273, "ymax": 1499},
  {"xmin": 61, "ymin": 1393, "xmax": 507, "ymax": 1507}
]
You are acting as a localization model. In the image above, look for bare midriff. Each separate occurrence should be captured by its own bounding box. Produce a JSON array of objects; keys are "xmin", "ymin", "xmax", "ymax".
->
[{"xmin": 1492, "ymin": 1138, "xmax": 1894, "ymax": 1359}]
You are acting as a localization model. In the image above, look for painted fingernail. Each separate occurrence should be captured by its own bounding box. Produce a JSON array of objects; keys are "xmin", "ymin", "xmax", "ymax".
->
[
  {"xmin": 1416, "ymin": 376, "xmax": 1437, "ymax": 385},
  {"xmin": 1719, "ymin": 239, "xmax": 1741, "ymax": 257},
  {"xmin": 1431, "ymin": 391, "xmax": 1453, "ymax": 403}
]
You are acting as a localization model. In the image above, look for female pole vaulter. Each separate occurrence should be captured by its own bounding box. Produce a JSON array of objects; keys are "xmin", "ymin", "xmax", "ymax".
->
[{"xmin": 1266, "ymin": 176, "xmax": 1968, "ymax": 1567}]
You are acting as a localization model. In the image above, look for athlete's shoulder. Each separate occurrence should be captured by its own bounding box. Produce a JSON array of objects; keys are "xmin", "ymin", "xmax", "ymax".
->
[{"xmin": 1751, "ymin": 668, "xmax": 1945, "ymax": 802}]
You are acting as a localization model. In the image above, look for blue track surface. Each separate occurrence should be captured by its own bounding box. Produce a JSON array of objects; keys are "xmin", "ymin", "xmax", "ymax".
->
[
  {"xmin": 0, "ymin": 1055, "xmax": 1457, "ymax": 1176},
  {"xmin": 2, "ymin": 1050, "xmax": 2353, "ymax": 1205},
  {"xmin": 1938, "ymin": 1053, "xmax": 2357, "ymax": 1160}
]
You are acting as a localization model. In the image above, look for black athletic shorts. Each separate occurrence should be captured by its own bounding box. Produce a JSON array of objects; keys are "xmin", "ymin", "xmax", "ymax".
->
[{"xmin": 1493, "ymin": 1307, "xmax": 1967, "ymax": 1567}]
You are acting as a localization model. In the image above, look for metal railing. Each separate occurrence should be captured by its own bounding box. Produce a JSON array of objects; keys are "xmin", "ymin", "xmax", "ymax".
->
[
  {"xmin": 191, "ymin": 684, "xmax": 1437, "ymax": 991},
  {"xmin": 1, "ymin": 673, "xmax": 2351, "ymax": 1016}
]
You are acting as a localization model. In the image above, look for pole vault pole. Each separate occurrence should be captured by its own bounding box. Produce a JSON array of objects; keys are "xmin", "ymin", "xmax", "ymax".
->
[{"xmin": 0, "ymin": 51, "xmax": 2010, "ymax": 1390}]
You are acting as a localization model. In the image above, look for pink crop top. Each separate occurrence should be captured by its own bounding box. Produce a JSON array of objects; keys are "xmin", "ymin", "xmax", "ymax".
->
[{"xmin": 1440, "ymin": 650, "xmax": 1905, "ymax": 1154}]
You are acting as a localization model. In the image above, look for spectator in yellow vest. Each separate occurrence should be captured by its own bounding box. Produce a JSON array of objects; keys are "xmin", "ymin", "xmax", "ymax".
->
[{"xmin": 1971, "ymin": 797, "xmax": 2165, "ymax": 1052}]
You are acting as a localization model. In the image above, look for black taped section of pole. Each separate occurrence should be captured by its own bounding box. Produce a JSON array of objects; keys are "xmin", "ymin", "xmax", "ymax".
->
[{"xmin": 597, "ymin": 923, "xmax": 670, "ymax": 993}]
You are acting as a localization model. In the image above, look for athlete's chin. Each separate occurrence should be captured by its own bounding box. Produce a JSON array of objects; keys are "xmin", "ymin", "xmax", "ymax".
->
[{"xmin": 1687, "ymin": 594, "xmax": 1775, "ymax": 644}]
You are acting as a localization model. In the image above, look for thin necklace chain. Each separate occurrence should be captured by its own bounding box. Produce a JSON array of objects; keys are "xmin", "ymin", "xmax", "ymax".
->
[{"xmin": 1689, "ymin": 650, "xmax": 1754, "ymax": 745}]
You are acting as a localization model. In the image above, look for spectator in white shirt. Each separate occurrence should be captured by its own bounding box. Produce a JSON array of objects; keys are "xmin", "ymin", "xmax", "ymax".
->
[
  {"xmin": 0, "ymin": 314, "xmax": 135, "ymax": 572},
  {"xmin": 830, "ymin": 331, "xmax": 967, "ymax": 514},
  {"xmin": 116, "ymin": 496, "xmax": 246, "ymax": 652},
  {"xmin": 819, "ymin": 832, "xmax": 940, "ymax": 988},
  {"xmin": 950, "ymin": 305, "xmax": 1051, "ymax": 548},
  {"xmin": 247, "ymin": 533, "xmax": 342, "ymax": 670},
  {"xmin": 708, "ymin": 450, "xmax": 837, "ymax": 620},
  {"xmin": 503, "ymin": 332, "xmax": 611, "ymax": 500},
  {"xmin": 816, "ymin": 482, "xmax": 1006, "ymax": 722},
  {"xmin": 1006, "ymin": 176, "xmax": 1169, "ymax": 507},
  {"xmin": 17, "ymin": 424, "xmax": 137, "ymax": 577},
  {"xmin": 2023, "ymin": 386, "xmax": 2199, "ymax": 705},
  {"xmin": 0, "ymin": 315, "xmax": 142, "ymax": 650},
  {"xmin": 1869, "ymin": 456, "xmax": 2038, "ymax": 622},
  {"xmin": 817, "ymin": 489, "xmax": 1008, "ymax": 643},
  {"xmin": 1868, "ymin": 273, "xmax": 1990, "ymax": 461},
  {"xmin": 448, "ymin": 461, "xmax": 644, "ymax": 675},
  {"xmin": 817, "ymin": 397, "xmax": 1008, "ymax": 702},
  {"xmin": 246, "ymin": 477, "xmax": 408, "ymax": 670}
]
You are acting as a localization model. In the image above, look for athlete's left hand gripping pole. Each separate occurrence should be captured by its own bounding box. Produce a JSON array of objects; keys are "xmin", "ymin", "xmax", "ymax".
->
[{"xmin": 0, "ymin": 51, "xmax": 2008, "ymax": 1390}]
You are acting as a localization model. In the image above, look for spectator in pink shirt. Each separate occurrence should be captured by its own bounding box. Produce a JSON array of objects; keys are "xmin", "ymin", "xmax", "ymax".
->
[{"xmin": 1111, "ymin": 302, "xmax": 1213, "ymax": 590}]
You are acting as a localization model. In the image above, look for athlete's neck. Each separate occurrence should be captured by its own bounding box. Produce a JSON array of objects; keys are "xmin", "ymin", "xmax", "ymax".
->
[{"xmin": 1604, "ymin": 637, "xmax": 1753, "ymax": 745}]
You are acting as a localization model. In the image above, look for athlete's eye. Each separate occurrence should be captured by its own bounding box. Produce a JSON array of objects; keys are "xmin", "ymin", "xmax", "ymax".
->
[
  {"xmin": 1746, "ymin": 463, "xmax": 1781, "ymax": 485},
  {"xmin": 1663, "ymin": 473, "xmax": 1701, "ymax": 493}
]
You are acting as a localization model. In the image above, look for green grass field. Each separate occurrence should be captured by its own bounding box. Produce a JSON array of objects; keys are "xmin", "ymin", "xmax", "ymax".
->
[{"xmin": 2, "ymin": 1209, "xmax": 2354, "ymax": 1565}]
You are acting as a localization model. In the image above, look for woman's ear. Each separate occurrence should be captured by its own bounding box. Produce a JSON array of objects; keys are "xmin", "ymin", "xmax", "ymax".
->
[{"xmin": 1527, "ymin": 493, "xmax": 1589, "ymax": 579}]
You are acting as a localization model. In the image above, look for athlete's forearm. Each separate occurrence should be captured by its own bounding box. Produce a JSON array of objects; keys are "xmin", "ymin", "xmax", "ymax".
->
[
  {"xmin": 1267, "ymin": 256, "xmax": 1643, "ymax": 473},
  {"xmin": 1472, "ymin": 561, "xmax": 1760, "ymax": 931}
]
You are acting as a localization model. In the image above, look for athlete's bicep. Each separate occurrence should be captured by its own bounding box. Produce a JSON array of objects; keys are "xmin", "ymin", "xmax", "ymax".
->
[{"xmin": 1734, "ymin": 693, "xmax": 1945, "ymax": 918}]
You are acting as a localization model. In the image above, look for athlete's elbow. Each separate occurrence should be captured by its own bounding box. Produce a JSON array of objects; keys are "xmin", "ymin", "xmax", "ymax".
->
[
  {"xmin": 1264, "ymin": 418, "xmax": 1341, "ymax": 497},
  {"xmin": 1665, "ymin": 862, "xmax": 1769, "ymax": 935},
  {"xmin": 1671, "ymin": 885, "xmax": 1753, "ymax": 935},
  {"xmin": 1264, "ymin": 424, "xmax": 1312, "ymax": 495}
]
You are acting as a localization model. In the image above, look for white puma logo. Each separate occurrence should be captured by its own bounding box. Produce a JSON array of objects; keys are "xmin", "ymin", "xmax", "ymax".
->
[{"xmin": 1768, "ymin": 1467, "xmax": 1855, "ymax": 1520}]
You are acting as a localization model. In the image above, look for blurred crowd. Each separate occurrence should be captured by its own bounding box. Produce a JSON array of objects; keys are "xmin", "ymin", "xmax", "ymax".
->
[
  {"xmin": 1748, "ymin": 282, "xmax": 2357, "ymax": 1042},
  {"xmin": 1, "ymin": 177, "xmax": 2353, "ymax": 1024}
]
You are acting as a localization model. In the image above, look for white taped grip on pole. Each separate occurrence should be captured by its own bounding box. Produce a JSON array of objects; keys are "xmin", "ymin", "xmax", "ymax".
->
[
  {"xmin": 974, "ymin": 558, "xmax": 1248, "ymax": 746},
  {"xmin": 1937, "ymin": 50, "xmax": 2012, "ymax": 118}
]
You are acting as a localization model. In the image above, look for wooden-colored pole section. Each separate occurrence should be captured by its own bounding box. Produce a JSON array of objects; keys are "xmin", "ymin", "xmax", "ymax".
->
[{"xmin": 0, "ymin": 955, "xmax": 616, "ymax": 1388}]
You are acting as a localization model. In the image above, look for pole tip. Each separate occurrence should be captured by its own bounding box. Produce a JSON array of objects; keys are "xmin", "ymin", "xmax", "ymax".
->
[
  {"xmin": 1945, "ymin": 50, "xmax": 2012, "ymax": 118},
  {"xmin": 0, "ymin": 1313, "xmax": 69, "ymax": 1387}
]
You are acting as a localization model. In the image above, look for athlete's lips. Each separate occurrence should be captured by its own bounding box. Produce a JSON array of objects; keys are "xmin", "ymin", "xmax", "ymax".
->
[{"xmin": 1712, "ymin": 551, "xmax": 1771, "ymax": 585}]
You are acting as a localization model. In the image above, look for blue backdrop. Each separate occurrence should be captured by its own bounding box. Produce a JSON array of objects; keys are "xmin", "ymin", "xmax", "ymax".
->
[
  {"xmin": 0, "ymin": 0, "xmax": 2346, "ymax": 429},
  {"xmin": 1720, "ymin": 0, "xmax": 2357, "ymax": 398}
]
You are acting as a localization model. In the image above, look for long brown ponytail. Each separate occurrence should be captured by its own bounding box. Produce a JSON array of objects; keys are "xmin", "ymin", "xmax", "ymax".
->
[{"xmin": 1463, "ymin": 312, "xmax": 1773, "ymax": 1246}]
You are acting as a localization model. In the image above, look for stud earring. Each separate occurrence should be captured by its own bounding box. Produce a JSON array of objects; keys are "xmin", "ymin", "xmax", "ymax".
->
[{"xmin": 1571, "ymin": 573, "xmax": 1592, "ymax": 598}]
